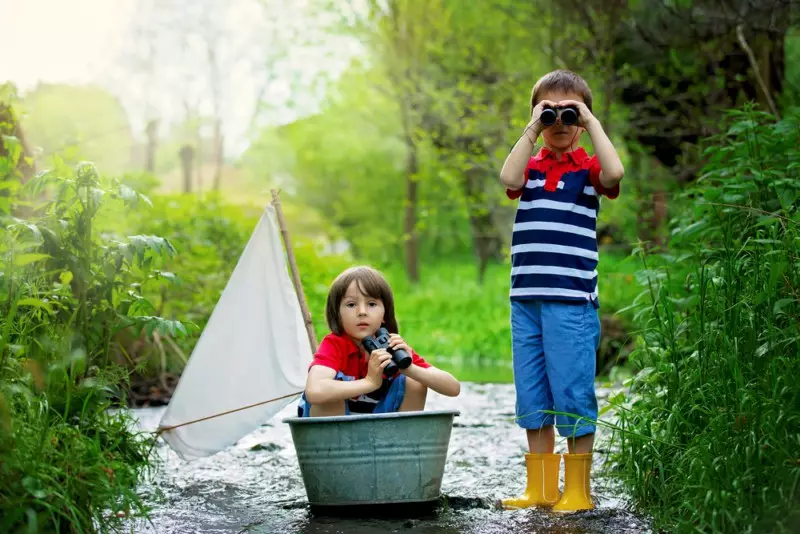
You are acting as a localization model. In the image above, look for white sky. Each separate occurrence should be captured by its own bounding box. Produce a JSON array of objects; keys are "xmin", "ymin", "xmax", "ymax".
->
[
  {"xmin": 2, "ymin": 0, "xmax": 137, "ymax": 88},
  {"xmin": 0, "ymin": 0, "xmax": 363, "ymax": 157}
]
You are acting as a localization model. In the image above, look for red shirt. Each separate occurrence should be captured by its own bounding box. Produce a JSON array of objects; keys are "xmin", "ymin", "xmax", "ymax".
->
[
  {"xmin": 506, "ymin": 147, "xmax": 620, "ymax": 200},
  {"xmin": 310, "ymin": 332, "xmax": 431, "ymax": 379}
]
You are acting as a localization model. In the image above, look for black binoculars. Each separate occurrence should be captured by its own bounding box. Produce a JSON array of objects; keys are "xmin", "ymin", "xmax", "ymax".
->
[
  {"xmin": 540, "ymin": 105, "xmax": 579, "ymax": 127},
  {"xmin": 361, "ymin": 327, "xmax": 412, "ymax": 377}
]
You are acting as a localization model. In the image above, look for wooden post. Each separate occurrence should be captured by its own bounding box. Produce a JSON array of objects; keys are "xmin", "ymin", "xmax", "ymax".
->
[
  {"xmin": 145, "ymin": 119, "xmax": 158, "ymax": 173},
  {"xmin": 270, "ymin": 189, "xmax": 318, "ymax": 353},
  {"xmin": 179, "ymin": 145, "xmax": 194, "ymax": 193}
]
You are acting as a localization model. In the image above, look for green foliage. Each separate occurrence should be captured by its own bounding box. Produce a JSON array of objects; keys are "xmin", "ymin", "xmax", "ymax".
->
[
  {"xmin": 3, "ymin": 161, "xmax": 185, "ymax": 369},
  {"xmin": 782, "ymin": 28, "xmax": 800, "ymax": 108},
  {"xmin": 243, "ymin": 69, "xmax": 411, "ymax": 262},
  {"xmin": 0, "ymin": 136, "xmax": 185, "ymax": 530},
  {"xmin": 119, "ymin": 193, "xmax": 353, "ymax": 367},
  {"xmin": 611, "ymin": 106, "xmax": 800, "ymax": 533},
  {"xmin": 0, "ymin": 358, "xmax": 153, "ymax": 533}
]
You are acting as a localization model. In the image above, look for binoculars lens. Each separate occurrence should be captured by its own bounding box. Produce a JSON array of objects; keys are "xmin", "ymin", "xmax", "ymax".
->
[{"xmin": 539, "ymin": 106, "xmax": 578, "ymax": 127}]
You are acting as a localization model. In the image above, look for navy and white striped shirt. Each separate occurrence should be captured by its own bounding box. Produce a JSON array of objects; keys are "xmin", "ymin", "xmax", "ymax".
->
[{"xmin": 506, "ymin": 147, "xmax": 619, "ymax": 305}]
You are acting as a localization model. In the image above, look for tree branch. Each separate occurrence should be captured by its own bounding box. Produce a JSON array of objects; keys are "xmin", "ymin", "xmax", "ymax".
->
[{"xmin": 735, "ymin": 23, "xmax": 781, "ymax": 119}]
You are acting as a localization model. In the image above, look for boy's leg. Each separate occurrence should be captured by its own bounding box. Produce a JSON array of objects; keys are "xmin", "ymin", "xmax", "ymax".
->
[
  {"xmin": 503, "ymin": 299, "xmax": 560, "ymax": 510},
  {"xmin": 302, "ymin": 371, "xmax": 351, "ymax": 417},
  {"xmin": 542, "ymin": 300, "xmax": 600, "ymax": 511},
  {"xmin": 372, "ymin": 374, "xmax": 420, "ymax": 413},
  {"xmin": 527, "ymin": 426, "xmax": 555, "ymax": 453},
  {"xmin": 398, "ymin": 376, "xmax": 426, "ymax": 411},
  {"xmin": 541, "ymin": 300, "xmax": 599, "ymax": 444},
  {"xmin": 308, "ymin": 401, "xmax": 347, "ymax": 417},
  {"xmin": 568, "ymin": 433, "xmax": 595, "ymax": 454},
  {"xmin": 511, "ymin": 299, "xmax": 555, "ymax": 442}
]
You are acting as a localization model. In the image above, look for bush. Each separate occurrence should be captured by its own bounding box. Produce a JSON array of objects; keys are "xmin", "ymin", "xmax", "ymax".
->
[
  {"xmin": 611, "ymin": 106, "xmax": 800, "ymax": 533},
  {"xmin": 1, "ymin": 152, "xmax": 183, "ymax": 531}
]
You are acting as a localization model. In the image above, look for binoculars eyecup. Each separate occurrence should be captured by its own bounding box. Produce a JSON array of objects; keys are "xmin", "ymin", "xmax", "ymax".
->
[
  {"xmin": 361, "ymin": 327, "xmax": 413, "ymax": 377},
  {"xmin": 539, "ymin": 106, "xmax": 578, "ymax": 127}
]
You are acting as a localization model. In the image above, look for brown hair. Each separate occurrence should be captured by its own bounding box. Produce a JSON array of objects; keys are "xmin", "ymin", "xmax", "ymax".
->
[
  {"xmin": 325, "ymin": 266, "xmax": 399, "ymax": 335},
  {"xmin": 530, "ymin": 69, "xmax": 593, "ymax": 116}
]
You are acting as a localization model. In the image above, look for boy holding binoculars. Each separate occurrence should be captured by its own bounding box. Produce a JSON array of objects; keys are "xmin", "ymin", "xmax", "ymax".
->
[{"xmin": 499, "ymin": 69, "xmax": 624, "ymax": 511}]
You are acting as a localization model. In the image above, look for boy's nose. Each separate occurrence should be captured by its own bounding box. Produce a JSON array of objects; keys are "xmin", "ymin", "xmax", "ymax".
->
[{"xmin": 357, "ymin": 304, "xmax": 367, "ymax": 315}]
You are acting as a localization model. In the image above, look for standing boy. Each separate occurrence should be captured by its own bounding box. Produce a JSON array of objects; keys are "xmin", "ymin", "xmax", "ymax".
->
[{"xmin": 499, "ymin": 70, "xmax": 624, "ymax": 511}]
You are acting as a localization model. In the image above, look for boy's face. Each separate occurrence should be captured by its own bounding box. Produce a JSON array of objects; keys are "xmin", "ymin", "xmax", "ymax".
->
[
  {"xmin": 537, "ymin": 90, "xmax": 585, "ymax": 152},
  {"xmin": 339, "ymin": 280, "xmax": 385, "ymax": 344}
]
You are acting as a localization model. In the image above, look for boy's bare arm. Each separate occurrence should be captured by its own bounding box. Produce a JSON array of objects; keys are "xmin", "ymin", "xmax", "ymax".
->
[
  {"xmin": 304, "ymin": 352, "xmax": 391, "ymax": 405},
  {"xmin": 402, "ymin": 364, "xmax": 461, "ymax": 397},
  {"xmin": 500, "ymin": 124, "xmax": 539, "ymax": 190},
  {"xmin": 500, "ymin": 100, "xmax": 552, "ymax": 190},
  {"xmin": 561, "ymin": 100, "xmax": 625, "ymax": 188}
]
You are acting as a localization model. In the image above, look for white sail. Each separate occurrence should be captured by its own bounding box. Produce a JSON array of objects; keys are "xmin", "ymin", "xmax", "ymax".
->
[{"xmin": 158, "ymin": 204, "xmax": 312, "ymax": 460}]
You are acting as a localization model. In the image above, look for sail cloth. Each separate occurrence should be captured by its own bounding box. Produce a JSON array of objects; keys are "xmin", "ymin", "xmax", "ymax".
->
[{"xmin": 158, "ymin": 204, "xmax": 312, "ymax": 460}]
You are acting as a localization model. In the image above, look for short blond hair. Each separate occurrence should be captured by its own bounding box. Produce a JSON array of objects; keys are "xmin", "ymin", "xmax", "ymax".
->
[{"xmin": 530, "ymin": 69, "xmax": 593, "ymax": 116}]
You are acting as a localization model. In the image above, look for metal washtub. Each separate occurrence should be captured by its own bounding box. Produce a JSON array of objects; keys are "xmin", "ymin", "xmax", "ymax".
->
[{"xmin": 283, "ymin": 410, "xmax": 459, "ymax": 507}]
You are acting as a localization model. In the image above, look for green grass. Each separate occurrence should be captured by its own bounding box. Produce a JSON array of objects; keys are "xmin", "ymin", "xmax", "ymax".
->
[
  {"xmin": 0, "ymin": 359, "xmax": 153, "ymax": 533},
  {"xmin": 610, "ymin": 106, "xmax": 800, "ymax": 533}
]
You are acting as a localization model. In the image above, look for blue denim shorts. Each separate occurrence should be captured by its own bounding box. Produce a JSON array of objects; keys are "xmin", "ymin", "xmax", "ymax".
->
[
  {"xmin": 511, "ymin": 299, "xmax": 600, "ymax": 437},
  {"xmin": 297, "ymin": 372, "xmax": 406, "ymax": 417}
]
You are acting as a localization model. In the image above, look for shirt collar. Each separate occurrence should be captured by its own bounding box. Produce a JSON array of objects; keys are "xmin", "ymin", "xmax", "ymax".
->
[
  {"xmin": 333, "ymin": 332, "xmax": 364, "ymax": 357},
  {"xmin": 534, "ymin": 147, "xmax": 588, "ymax": 165}
]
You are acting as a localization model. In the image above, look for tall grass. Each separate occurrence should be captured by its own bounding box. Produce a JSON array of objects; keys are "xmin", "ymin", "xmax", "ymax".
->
[
  {"xmin": 1, "ymin": 147, "xmax": 185, "ymax": 530},
  {"xmin": 611, "ymin": 106, "xmax": 800, "ymax": 533}
]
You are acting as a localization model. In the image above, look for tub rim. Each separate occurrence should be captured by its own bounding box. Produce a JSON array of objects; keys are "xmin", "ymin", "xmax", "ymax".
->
[{"xmin": 282, "ymin": 409, "xmax": 460, "ymax": 425}]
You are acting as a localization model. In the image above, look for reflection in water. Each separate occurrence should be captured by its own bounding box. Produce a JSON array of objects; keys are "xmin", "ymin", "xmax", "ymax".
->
[{"xmin": 127, "ymin": 383, "xmax": 652, "ymax": 533}]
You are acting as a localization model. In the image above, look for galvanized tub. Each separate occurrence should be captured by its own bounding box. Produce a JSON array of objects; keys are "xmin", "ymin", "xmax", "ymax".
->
[{"xmin": 283, "ymin": 409, "xmax": 459, "ymax": 507}]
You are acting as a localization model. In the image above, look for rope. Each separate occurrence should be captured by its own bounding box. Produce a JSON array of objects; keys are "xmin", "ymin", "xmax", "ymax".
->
[{"xmin": 155, "ymin": 391, "xmax": 302, "ymax": 435}]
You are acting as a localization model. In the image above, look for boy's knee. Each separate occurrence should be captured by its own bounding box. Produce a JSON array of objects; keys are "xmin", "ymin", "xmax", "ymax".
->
[
  {"xmin": 398, "ymin": 376, "xmax": 427, "ymax": 412},
  {"xmin": 308, "ymin": 400, "xmax": 347, "ymax": 417},
  {"xmin": 405, "ymin": 376, "xmax": 428, "ymax": 399}
]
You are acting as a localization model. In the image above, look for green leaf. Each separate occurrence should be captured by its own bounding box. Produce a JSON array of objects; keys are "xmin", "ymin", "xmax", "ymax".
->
[
  {"xmin": 17, "ymin": 298, "xmax": 54, "ymax": 314},
  {"xmin": 773, "ymin": 298, "xmax": 796, "ymax": 316},
  {"xmin": 59, "ymin": 271, "xmax": 73, "ymax": 285},
  {"xmin": 13, "ymin": 253, "xmax": 50, "ymax": 267},
  {"xmin": 22, "ymin": 476, "xmax": 48, "ymax": 499}
]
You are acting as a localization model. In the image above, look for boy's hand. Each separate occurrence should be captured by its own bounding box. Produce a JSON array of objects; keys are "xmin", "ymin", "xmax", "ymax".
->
[
  {"xmin": 525, "ymin": 100, "xmax": 556, "ymax": 141},
  {"xmin": 388, "ymin": 333, "xmax": 412, "ymax": 355},
  {"xmin": 558, "ymin": 99, "xmax": 598, "ymax": 128},
  {"xmin": 366, "ymin": 348, "xmax": 391, "ymax": 389}
]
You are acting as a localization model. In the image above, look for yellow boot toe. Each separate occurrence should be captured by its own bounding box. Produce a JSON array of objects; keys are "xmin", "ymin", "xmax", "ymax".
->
[{"xmin": 502, "ymin": 453, "xmax": 561, "ymax": 509}]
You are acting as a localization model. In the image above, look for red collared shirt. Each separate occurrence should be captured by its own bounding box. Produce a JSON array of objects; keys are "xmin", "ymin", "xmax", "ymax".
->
[
  {"xmin": 506, "ymin": 147, "xmax": 619, "ymax": 199},
  {"xmin": 310, "ymin": 332, "xmax": 431, "ymax": 379}
]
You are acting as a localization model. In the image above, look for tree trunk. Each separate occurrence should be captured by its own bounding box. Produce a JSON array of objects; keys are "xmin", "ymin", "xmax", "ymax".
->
[
  {"xmin": 404, "ymin": 134, "xmax": 419, "ymax": 283},
  {"xmin": 212, "ymin": 118, "xmax": 223, "ymax": 191},
  {"xmin": 464, "ymin": 167, "xmax": 504, "ymax": 283},
  {"xmin": 179, "ymin": 145, "xmax": 194, "ymax": 194},
  {"xmin": 145, "ymin": 119, "xmax": 158, "ymax": 173},
  {"xmin": 650, "ymin": 188, "xmax": 668, "ymax": 250}
]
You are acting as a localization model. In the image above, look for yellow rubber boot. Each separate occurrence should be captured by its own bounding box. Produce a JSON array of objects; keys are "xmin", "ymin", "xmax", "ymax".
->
[
  {"xmin": 552, "ymin": 453, "xmax": 594, "ymax": 511},
  {"xmin": 502, "ymin": 453, "xmax": 561, "ymax": 509}
]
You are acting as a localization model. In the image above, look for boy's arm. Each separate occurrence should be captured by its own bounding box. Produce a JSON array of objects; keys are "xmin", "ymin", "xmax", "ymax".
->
[
  {"xmin": 500, "ymin": 123, "xmax": 540, "ymax": 190},
  {"xmin": 402, "ymin": 364, "xmax": 461, "ymax": 397},
  {"xmin": 304, "ymin": 352, "xmax": 391, "ymax": 405},
  {"xmin": 584, "ymin": 119, "xmax": 624, "ymax": 188},
  {"xmin": 500, "ymin": 100, "xmax": 553, "ymax": 190},
  {"xmin": 386, "ymin": 333, "xmax": 460, "ymax": 397},
  {"xmin": 561, "ymin": 100, "xmax": 625, "ymax": 188}
]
